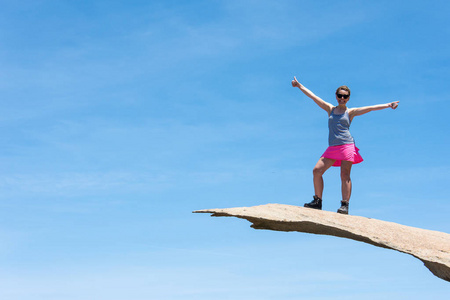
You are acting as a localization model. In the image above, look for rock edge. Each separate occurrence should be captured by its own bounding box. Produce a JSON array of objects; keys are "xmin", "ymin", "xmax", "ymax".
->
[{"xmin": 194, "ymin": 204, "xmax": 450, "ymax": 282}]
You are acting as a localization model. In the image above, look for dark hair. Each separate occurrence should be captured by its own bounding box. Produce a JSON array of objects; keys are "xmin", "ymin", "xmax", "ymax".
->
[{"xmin": 336, "ymin": 85, "xmax": 351, "ymax": 96}]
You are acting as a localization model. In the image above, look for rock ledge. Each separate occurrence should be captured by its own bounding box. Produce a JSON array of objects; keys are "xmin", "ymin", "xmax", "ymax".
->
[{"xmin": 194, "ymin": 204, "xmax": 450, "ymax": 282}]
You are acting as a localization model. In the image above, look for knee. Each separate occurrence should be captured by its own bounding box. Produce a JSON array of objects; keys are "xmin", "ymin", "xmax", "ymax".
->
[
  {"xmin": 313, "ymin": 166, "xmax": 324, "ymax": 177},
  {"xmin": 340, "ymin": 172, "xmax": 351, "ymax": 182}
]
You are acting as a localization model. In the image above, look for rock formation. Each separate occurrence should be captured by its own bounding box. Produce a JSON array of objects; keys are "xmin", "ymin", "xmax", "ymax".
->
[{"xmin": 194, "ymin": 204, "xmax": 450, "ymax": 282}]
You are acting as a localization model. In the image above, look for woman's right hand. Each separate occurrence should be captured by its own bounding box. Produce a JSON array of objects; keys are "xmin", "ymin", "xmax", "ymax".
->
[{"xmin": 291, "ymin": 76, "xmax": 301, "ymax": 88}]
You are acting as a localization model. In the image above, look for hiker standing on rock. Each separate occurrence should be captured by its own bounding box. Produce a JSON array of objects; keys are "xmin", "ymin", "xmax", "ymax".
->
[{"xmin": 291, "ymin": 76, "xmax": 399, "ymax": 214}]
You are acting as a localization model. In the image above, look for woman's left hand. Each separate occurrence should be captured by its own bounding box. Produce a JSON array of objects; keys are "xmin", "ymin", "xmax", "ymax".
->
[{"xmin": 389, "ymin": 101, "xmax": 399, "ymax": 109}]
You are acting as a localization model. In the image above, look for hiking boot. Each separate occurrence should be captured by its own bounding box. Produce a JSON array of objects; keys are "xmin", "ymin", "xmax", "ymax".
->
[
  {"xmin": 304, "ymin": 195, "xmax": 322, "ymax": 210},
  {"xmin": 337, "ymin": 200, "xmax": 349, "ymax": 214}
]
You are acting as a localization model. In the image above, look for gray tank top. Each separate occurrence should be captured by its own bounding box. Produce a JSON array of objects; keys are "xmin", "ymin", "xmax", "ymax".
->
[{"xmin": 328, "ymin": 107, "xmax": 354, "ymax": 146}]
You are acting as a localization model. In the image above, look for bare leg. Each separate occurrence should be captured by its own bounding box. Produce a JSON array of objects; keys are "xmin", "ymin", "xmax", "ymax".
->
[
  {"xmin": 313, "ymin": 157, "xmax": 336, "ymax": 199},
  {"xmin": 340, "ymin": 160, "xmax": 353, "ymax": 201}
]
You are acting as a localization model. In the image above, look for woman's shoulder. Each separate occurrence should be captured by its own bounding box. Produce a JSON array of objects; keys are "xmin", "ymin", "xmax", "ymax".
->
[
  {"xmin": 347, "ymin": 107, "xmax": 358, "ymax": 122},
  {"xmin": 348, "ymin": 107, "xmax": 358, "ymax": 115},
  {"xmin": 328, "ymin": 106, "xmax": 336, "ymax": 116}
]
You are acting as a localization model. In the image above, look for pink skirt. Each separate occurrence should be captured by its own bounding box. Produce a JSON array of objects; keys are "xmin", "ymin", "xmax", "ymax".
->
[{"xmin": 321, "ymin": 144, "xmax": 364, "ymax": 167}]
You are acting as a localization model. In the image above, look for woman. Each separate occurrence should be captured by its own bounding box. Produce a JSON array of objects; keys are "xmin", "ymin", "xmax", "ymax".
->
[{"xmin": 291, "ymin": 76, "xmax": 399, "ymax": 214}]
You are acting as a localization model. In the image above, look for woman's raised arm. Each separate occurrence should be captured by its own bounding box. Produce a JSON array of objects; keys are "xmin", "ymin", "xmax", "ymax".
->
[
  {"xmin": 292, "ymin": 76, "xmax": 333, "ymax": 114},
  {"xmin": 349, "ymin": 101, "xmax": 399, "ymax": 121}
]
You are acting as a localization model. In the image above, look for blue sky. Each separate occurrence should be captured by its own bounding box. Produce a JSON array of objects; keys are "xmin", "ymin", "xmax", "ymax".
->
[{"xmin": 0, "ymin": 0, "xmax": 449, "ymax": 299}]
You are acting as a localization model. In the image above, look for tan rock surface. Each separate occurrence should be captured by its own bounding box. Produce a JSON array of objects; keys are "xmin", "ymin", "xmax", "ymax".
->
[{"xmin": 194, "ymin": 204, "xmax": 450, "ymax": 282}]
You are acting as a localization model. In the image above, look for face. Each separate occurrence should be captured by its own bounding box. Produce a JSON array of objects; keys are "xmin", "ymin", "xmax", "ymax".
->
[{"xmin": 336, "ymin": 89, "xmax": 350, "ymax": 105}]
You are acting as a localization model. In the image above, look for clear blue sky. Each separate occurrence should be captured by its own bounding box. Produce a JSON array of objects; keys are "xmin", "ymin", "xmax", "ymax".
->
[{"xmin": 0, "ymin": 0, "xmax": 449, "ymax": 299}]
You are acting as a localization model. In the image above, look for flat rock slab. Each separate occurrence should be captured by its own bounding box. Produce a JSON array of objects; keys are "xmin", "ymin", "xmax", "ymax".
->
[{"xmin": 194, "ymin": 204, "xmax": 450, "ymax": 282}]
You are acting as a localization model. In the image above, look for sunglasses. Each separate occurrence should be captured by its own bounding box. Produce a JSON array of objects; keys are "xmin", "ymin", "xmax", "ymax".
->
[{"xmin": 336, "ymin": 93, "xmax": 349, "ymax": 99}]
